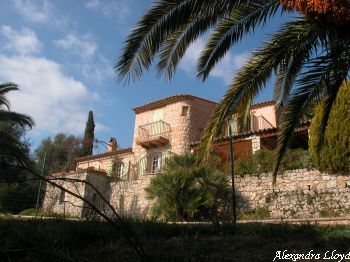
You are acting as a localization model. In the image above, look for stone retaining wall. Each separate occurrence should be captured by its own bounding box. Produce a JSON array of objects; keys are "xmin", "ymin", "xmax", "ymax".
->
[
  {"xmin": 44, "ymin": 169, "xmax": 350, "ymax": 219},
  {"xmin": 235, "ymin": 169, "xmax": 350, "ymax": 218}
]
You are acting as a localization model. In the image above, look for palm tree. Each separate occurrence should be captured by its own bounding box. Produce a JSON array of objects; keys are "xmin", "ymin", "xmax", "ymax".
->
[
  {"xmin": 116, "ymin": 0, "xmax": 350, "ymax": 182},
  {"xmin": 0, "ymin": 83, "xmax": 34, "ymax": 167},
  {"xmin": 145, "ymin": 154, "xmax": 229, "ymax": 220}
]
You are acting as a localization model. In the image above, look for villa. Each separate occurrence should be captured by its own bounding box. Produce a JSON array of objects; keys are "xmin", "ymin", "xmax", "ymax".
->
[{"xmin": 43, "ymin": 94, "xmax": 309, "ymax": 218}]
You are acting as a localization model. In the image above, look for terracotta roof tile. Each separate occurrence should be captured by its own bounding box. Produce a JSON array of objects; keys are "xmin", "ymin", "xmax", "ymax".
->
[
  {"xmin": 75, "ymin": 147, "xmax": 133, "ymax": 162},
  {"xmin": 132, "ymin": 94, "xmax": 217, "ymax": 113},
  {"xmin": 133, "ymin": 95, "xmax": 276, "ymax": 114}
]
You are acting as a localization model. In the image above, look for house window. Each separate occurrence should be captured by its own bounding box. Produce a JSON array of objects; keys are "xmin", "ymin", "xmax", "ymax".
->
[
  {"xmin": 59, "ymin": 190, "xmax": 65, "ymax": 204},
  {"xmin": 181, "ymin": 106, "xmax": 189, "ymax": 116},
  {"xmin": 152, "ymin": 154, "xmax": 161, "ymax": 173},
  {"xmin": 116, "ymin": 162, "xmax": 124, "ymax": 178}
]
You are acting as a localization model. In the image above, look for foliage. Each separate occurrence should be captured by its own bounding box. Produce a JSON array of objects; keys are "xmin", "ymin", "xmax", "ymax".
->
[
  {"xmin": 0, "ymin": 83, "xmax": 34, "ymax": 172},
  {"xmin": 145, "ymin": 154, "xmax": 230, "ymax": 221},
  {"xmin": 1, "ymin": 219, "xmax": 350, "ymax": 261},
  {"xmin": 82, "ymin": 111, "xmax": 95, "ymax": 156},
  {"xmin": 234, "ymin": 149, "xmax": 311, "ymax": 177},
  {"xmin": 35, "ymin": 133, "xmax": 82, "ymax": 173},
  {"xmin": 18, "ymin": 208, "xmax": 74, "ymax": 218},
  {"xmin": 116, "ymin": 0, "xmax": 350, "ymax": 184},
  {"xmin": 279, "ymin": 0, "xmax": 350, "ymax": 25},
  {"xmin": 309, "ymin": 82, "xmax": 350, "ymax": 173},
  {"xmin": 237, "ymin": 206, "xmax": 270, "ymax": 220},
  {"xmin": 0, "ymin": 181, "xmax": 38, "ymax": 214}
]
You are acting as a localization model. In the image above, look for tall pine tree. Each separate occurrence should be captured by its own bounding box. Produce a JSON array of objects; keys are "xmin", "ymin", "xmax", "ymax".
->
[{"xmin": 82, "ymin": 111, "xmax": 95, "ymax": 156}]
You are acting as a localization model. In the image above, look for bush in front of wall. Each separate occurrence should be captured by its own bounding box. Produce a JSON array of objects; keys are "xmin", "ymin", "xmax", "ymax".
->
[{"xmin": 234, "ymin": 149, "xmax": 311, "ymax": 177}]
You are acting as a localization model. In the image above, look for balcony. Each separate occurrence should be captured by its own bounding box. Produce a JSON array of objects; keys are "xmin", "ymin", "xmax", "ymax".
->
[
  {"xmin": 137, "ymin": 120, "xmax": 171, "ymax": 149},
  {"xmin": 227, "ymin": 115, "xmax": 274, "ymax": 136}
]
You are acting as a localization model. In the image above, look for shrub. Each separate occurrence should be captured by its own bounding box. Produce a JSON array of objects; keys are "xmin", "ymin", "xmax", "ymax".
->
[
  {"xmin": 309, "ymin": 82, "xmax": 350, "ymax": 173},
  {"xmin": 0, "ymin": 181, "xmax": 38, "ymax": 214},
  {"xmin": 234, "ymin": 149, "xmax": 310, "ymax": 176},
  {"xmin": 237, "ymin": 206, "xmax": 270, "ymax": 220},
  {"xmin": 145, "ymin": 154, "xmax": 230, "ymax": 221}
]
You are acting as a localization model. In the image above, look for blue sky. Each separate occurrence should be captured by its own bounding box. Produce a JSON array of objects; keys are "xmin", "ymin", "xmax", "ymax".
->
[{"xmin": 0, "ymin": 0, "xmax": 293, "ymax": 151}]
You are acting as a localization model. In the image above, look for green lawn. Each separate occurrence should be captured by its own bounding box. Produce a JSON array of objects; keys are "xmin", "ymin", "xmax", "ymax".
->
[{"xmin": 1, "ymin": 218, "xmax": 350, "ymax": 261}]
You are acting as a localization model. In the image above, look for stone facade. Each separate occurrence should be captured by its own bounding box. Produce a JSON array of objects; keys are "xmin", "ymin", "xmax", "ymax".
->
[
  {"xmin": 42, "ymin": 95, "xmax": 295, "ymax": 218},
  {"xmin": 235, "ymin": 169, "xmax": 350, "ymax": 219},
  {"xmin": 44, "ymin": 171, "xmax": 109, "ymax": 217}
]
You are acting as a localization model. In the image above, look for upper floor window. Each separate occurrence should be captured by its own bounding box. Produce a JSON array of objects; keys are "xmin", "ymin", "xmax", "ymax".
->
[
  {"xmin": 153, "ymin": 109, "xmax": 164, "ymax": 122},
  {"xmin": 181, "ymin": 106, "xmax": 189, "ymax": 116}
]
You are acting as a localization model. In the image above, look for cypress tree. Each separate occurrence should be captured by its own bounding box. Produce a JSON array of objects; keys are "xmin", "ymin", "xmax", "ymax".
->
[
  {"xmin": 309, "ymin": 82, "xmax": 350, "ymax": 173},
  {"xmin": 82, "ymin": 111, "xmax": 95, "ymax": 156}
]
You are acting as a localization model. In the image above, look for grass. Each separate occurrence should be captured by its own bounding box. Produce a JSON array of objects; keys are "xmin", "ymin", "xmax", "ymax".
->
[{"xmin": 1, "ymin": 218, "xmax": 350, "ymax": 261}]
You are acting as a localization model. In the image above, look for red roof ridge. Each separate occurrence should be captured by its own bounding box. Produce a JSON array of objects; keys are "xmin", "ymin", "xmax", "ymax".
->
[
  {"xmin": 132, "ymin": 94, "xmax": 217, "ymax": 113},
  {"xmin": 75, "ymin": 147, "xmax": 133, "ymax": 162}
]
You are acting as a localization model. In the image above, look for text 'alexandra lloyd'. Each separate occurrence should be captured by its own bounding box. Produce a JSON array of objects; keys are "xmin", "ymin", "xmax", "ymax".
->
[{"xmin": 273, "ymin": 250, "xmax": 350, "ymax": 262}]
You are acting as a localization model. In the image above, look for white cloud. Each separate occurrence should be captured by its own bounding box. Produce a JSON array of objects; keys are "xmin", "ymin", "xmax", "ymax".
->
[
  {"xmin": 54, "ymin": 33, "xmax": 112, "ymax": 82},
  {"xmin": 81, "ymin": 55, "xmax": 113, "ymax": 82},
  {"xmin": 179, "ymin": 38, "xmax": 250, "ymax": 84},
  {"xmin": 85, "ymin": 0, "xmax": 101, "ymax": 9},
  {"xmin": 12, "ymin": 0, "xmax": 68, "ymax": 27},
  {"xmin": 85, "ymin": 0, "xmax": 130, "ymax": 22},
  {"xmin": 0, "ymin": 54, "xmax": 109, "ymax": 136},
  {"xmin": 1, "ymin": 25, "xmax": 42, "ymax": 55},
  {"xmin": 54, "ymin": 33, "xmax": 97, "ymax": 60}
]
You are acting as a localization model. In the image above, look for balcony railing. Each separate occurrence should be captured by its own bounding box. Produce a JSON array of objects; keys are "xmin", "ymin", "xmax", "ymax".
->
[
  {"xmin": 250, "ymin": 115, "xmax": 274, "ymax": 132},
  {"xmin": 137, "ymin": 120, "xmax": 171, "ymax": 148},
  {"xmin": 227, "ymin": 115, "xmax": 274, "ymax": 136}
]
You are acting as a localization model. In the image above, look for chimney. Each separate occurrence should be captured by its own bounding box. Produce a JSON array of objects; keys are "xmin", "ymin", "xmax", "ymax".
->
[{"xmin": 107, "ymin": 137, "xmax": 117, "ymax": 152}]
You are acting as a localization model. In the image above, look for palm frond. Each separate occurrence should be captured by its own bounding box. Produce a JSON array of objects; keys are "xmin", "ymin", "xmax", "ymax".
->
[
  {"xmin": 0, "ymin": 82, "xmax": 18, "ymax": 110},
  {"xmin": 198, "ymin": 19, "xmax": 319, "ymax": 162},
  {"xmin": 0, "ymin": 130, "xmax": 31, "ymax": 166},
  {"xmin": 273, "ymin": 43, "xmax": 350, "ymax": 183},
  {"xmin": 0, "ymin": 111, "xmax": 34, "ymax": 128},
  {"xmin": 197, "ymin": 0, "xmax": 280, "ymax": 80},
  {"xmin": 156, "ymin": 14, "xmax": 220, "ymax": 80},
  {"xmin": 116, "ymin": 0, "xmax": 274, "ymax": 83},
  {"xmin": 115, "ymin": 0, "xmax": 206, "ymax": 83},
  {"xmin": 273, "ymin": 33, "xmax": 319, "ymax": 109}
]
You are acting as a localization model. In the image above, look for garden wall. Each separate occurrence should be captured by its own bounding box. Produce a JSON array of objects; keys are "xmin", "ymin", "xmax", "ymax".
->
[
  {"xmin": 234, "ymin": 169, "xmax": 350, "ymax": 218},
  {"xmin": 43, "ymin": 169, "xmax": 350, "ymax": 219}
]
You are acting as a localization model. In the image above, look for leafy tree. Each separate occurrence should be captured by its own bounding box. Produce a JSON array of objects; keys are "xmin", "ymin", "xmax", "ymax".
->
[
  {"xmin": 309, "ymin": 82, "xmax": 350, "ymax": 173},
  {"xmin": 0, "ymin": 181, "xmax": 38, "ymax": 214},
  {"xmin": 82, "ymin": 111, "xmax": 95, "ymax": 156},
  {"xmin": 35, "ymin": 133, "xmax": 82, "ymax": 174},
  {"xmin": 145, "ymin": 154, "xmax": 229, "ymax": 221},
  {"xmin": 116, "ymin": 0, "xmax": 350, "ymax": 182}
]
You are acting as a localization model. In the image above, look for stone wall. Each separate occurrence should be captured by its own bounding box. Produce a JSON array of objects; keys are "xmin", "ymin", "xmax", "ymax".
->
[
  {"xmin": 43, "ymin": 171, "xmax": 109, "ymax": 217},
  {"xmin": 107, "ymin": 175, "xmax": 154, "ymax": 218},
  {"xmin": 43, "ymin": 169, "xmax": 350, "ymax": 220},
  {"xmin": 235, "ymin": 169, "xmax": 350, "ymax": 218}
]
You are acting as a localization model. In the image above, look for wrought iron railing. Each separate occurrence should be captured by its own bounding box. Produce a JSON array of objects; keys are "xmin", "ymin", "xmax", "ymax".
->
[
  {"xmin": 137, "ymin": 120, "xmax": 171, "ymax": 142},
  {"xmin": 227, "ymin": 115, "xmax": 274, "ymax": 136}
]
